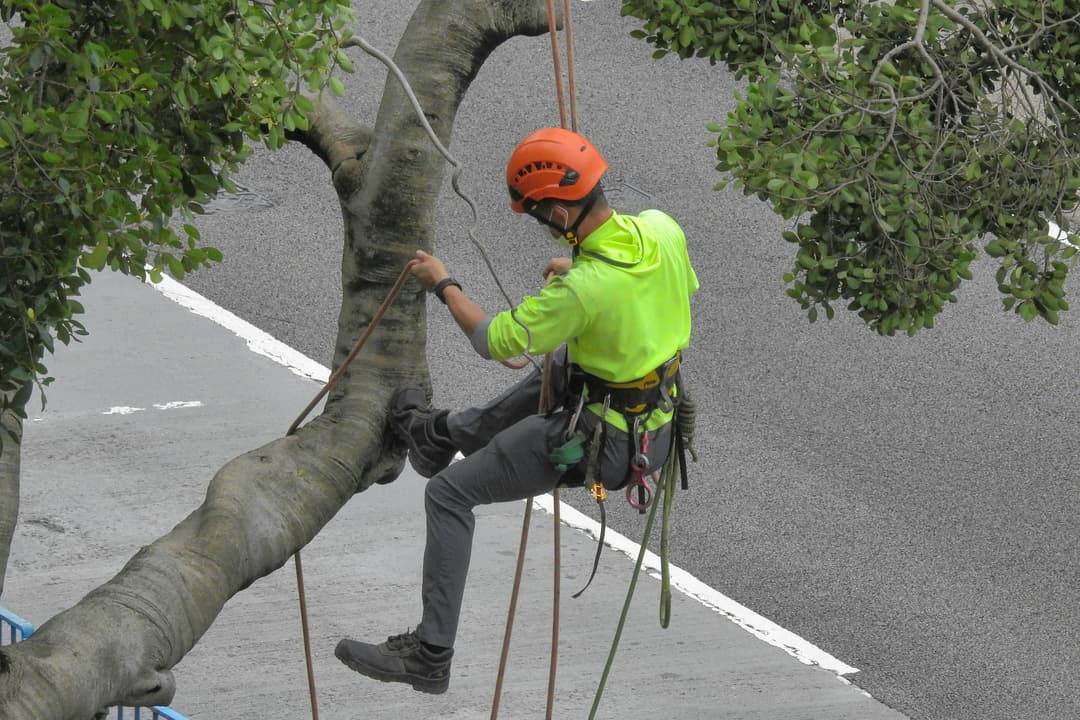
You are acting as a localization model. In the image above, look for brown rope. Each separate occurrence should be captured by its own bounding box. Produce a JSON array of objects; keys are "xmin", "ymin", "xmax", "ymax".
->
[
  {"xmin": 489, "ymin": 496, "xmax": 533, "ymax": 720},
  {"xmin": 293, "ymin": 552, "xmax": 319, "ymax": 720},
  {"xmin": 491, "ymin": 369, "xmax": 560, "ymax": 720},
  {"xmin": 288, "ymin": 260, "xmax": 418, "ymax": 720},
  {"xmin": 541, "ymin": 354, "xmax": 561, "ymax": 720},
  {"xmin": 544, "ymin": 0, "xmax": 568, "ymax": 129},
  {"xmin": 491, "ymin": 0, "xmax": 583, "ymax": 714},
  {"xmin": 562, "ymin": 0, "xmax": 580, "ymax": 132},
  {"xmin": 286, "ymin": 260, "xmax": 419, "ymax": 438}
]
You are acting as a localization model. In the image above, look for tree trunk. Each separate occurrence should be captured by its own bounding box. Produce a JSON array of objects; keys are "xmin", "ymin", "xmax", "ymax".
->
[
  {"xmin": 0, "ymin": 402, "xmax": 21, "ymax": 600},
  {"xmin": 0, "ymin": 1, "xmax": 551, "ymax": 718}
]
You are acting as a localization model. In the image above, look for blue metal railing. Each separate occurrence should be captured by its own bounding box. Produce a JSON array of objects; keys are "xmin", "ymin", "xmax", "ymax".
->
[
  {"xmin": 0, "ymin": 606, "xmax": 32, "ymax": 644},
  {"xmin": 1, "ymin": 606, "xmax": 191, "ymax": 720}
]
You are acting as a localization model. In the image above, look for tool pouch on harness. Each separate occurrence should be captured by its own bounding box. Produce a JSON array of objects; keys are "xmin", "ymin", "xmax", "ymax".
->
[{"xmin": 548, "ymin": 430, "xmax": 586, "ymax": 473}]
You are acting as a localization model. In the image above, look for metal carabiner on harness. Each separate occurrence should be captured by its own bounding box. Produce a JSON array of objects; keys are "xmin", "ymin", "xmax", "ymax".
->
[{"xmin": 626, "ymin": 417, "xmax": 654, "ymax": 512}]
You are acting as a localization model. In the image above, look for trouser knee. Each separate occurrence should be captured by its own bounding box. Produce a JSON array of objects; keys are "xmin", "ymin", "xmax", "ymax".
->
[{"xmin": 425, "ymin": 473, "xmax": 467, "ymax": 515}]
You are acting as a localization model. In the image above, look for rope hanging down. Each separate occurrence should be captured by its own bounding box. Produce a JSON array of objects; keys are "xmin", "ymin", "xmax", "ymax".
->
[
  {"xmin": 284, "ymin": 28, "xmax": 555, "ymax": 720},
  {"xmin": 284, "ymin": 7, "xmax": 672, "ymax": 718},
  {"xmin": 287, "ymin": 259, "xmax": 418, "ymax": 720},
  {"xmin": 491, "ymin": 2, "xmax": 578, "ymax": 719},
  {"xmin": 492, "ymin": 4, "xmax": 688, "ymax": 718}
]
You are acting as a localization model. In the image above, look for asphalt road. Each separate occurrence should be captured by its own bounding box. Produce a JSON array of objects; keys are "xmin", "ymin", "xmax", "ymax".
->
[
  {"xmin": 8, "ymin": 270, "xmax": 904, "ymax": 720},
  {"xmin": 175, "ymin": 2, "xmax": 1080, "ymax": 719}
]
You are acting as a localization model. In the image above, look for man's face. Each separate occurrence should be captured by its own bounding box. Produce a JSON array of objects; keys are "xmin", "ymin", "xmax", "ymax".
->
[{"xmin": 533, "ymin": 201, "xmax": 573, "ymax": 245}]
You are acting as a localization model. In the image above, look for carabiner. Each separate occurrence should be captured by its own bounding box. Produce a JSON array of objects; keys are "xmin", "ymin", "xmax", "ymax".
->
[{"xmin": 625, "ymin": 473, "xmax": 654, "ymax": 510}]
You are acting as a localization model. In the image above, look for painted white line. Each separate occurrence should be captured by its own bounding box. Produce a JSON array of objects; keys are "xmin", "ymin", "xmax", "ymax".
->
[
  {"xmin": 104, "ymin": 406, "xmax": 145, "ymax": 415},
  {"xmin": 148, "ymin": 274, "xmax": 860, "ymax": 678},
  {"xmin": 152, "ymin": 401, "xmax": 204, "ymax": 410},
  {"xmin": 102, "ymin": 401, "xmax": 204, "ymax": 416},
  {"xmin": 532, "ymin": 492, "xmax": 859, "ymax": 675},
  {"xmin": 146, "ymin": 274, "xmax": 330, "ymax": 384}
]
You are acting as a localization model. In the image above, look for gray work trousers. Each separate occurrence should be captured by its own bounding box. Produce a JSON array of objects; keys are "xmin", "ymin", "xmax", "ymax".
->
[{"xmin": 415, "ymin": 348, "xmax": 673, "ymax": 649}]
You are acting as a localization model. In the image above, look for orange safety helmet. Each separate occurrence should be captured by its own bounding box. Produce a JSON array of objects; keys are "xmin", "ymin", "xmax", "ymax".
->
[{"xmin": 506, "ymin": 127, "xmax": 608, "ymax": 214}]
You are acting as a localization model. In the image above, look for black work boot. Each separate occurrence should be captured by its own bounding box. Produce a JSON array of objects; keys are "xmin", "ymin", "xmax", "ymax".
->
[
  {"xmin": 388, "ymin": 387, "xmax": 457, "ymax": 478},
  {"xmin": 335, "ymin": 630, "xmax": 453, "ymax": 694}
]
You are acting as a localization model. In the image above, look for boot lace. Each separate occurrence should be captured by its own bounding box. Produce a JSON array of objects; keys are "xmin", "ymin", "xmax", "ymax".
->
[{"xmin": 385, "ymin": 630, "xmax": 420, "ymax": 651}]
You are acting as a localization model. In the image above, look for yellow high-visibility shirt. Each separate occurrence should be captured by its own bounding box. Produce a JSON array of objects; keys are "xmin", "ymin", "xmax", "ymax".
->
[{"xmin": 482, "ymin": 210, "xmax": 698, "ymax": 431}]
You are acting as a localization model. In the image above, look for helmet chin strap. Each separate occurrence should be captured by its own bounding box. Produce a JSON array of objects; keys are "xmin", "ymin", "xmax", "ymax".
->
[{"xmin": 531, "ymin": 192, "xmax": 599, "ymax": 246}]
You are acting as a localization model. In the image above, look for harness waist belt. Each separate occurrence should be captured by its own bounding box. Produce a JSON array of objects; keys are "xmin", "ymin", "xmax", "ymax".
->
[{"xmin": 570, "ymin": 354, "xmax": 681, "ymax": 416}]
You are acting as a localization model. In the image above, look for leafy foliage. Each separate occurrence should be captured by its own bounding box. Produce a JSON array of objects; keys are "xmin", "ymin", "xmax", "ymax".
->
[
  {"xmin": 622, "ymin": 0, "xmax": 1080, "ymax": 334},
  {"xmin": 0, "ymin": 0, "xmax": 354, "ymax": 420}
]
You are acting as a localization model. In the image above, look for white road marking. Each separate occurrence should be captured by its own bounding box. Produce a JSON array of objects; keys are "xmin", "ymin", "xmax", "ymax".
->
[
  {"xmin": 147, "ymin": 274, "xmax": 329, "ymax": 384},
  {"xmin": 132, "ymin": 220, "xmax": 1074, "ymax": 679},
  {"xmin": 152, "ymin": 401, "xmax": 204, "ymax": 410},
  {"xmin": 533, "ymin": 492, "xmax": 859, "ymax": 675},
  {"xmin": 144, "ymin": 274, "xmax": 861, "ymax": 678},
  {"xmin": 1049, "ymin": 221, "xmax": 1074, "ymax": 245},
  {"xmin": 104, "ymin": 406, "xmax": 144, "ymax": 415},
  {"xmin": 101, "ymin": 401, "xmax": 204, "ymax": 416}
]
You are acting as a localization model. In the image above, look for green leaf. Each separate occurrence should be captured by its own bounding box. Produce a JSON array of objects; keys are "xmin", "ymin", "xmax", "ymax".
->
[{"xmin": 82, "ymin": 240, "xmax": 109, "ymax": 270}]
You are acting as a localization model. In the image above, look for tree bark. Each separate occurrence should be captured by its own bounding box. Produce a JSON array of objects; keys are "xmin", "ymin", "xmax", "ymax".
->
[
  {"xmin": 0, "ymin": 402, "xmax": 21, "ymax": 601},
  {"xmin": 0, "ymin": 1, "xmax": 551, "ymax": 718}
]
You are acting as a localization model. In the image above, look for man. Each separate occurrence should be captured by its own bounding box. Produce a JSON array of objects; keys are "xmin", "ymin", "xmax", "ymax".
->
[{"xmin": 335, "ymin": 127, "xmax": 698, "ymax": 694}]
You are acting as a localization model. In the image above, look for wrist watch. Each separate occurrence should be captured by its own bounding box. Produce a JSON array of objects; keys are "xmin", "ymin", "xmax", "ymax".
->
[{"xmin": 431, "ymin": 277, "xmax": 462, "ymax": 304}]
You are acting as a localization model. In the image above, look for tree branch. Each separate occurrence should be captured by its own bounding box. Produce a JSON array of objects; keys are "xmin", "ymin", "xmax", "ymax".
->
[
  {"xmin": 0, "ymin": 1, "xmax": 556, "ymax": 717},
  {"xmin": 930, "ymin": 0, "xmax": 1080, "ymax": 131}
]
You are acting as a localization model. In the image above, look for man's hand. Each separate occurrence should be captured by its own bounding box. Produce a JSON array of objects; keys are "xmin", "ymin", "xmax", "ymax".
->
[
  {"xmin": 410, "ymin": 249, "xmax": 449, "ymax": 290},
  {"xmin": 543, "ymin": 257, "xmax": 572, "ymax": 282}
]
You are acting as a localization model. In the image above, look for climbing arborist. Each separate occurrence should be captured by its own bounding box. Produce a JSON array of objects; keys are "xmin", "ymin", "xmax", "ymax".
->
[{"xmin": 334, "ymin": 126, "xmax": 699, "ymax": 694}]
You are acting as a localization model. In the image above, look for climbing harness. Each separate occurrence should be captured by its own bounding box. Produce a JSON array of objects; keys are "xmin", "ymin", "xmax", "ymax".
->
[
  {"xmin": 571, "ymin": 353, "xmax": 681, "ymax": 416},
  {"xmin": 570, "ymin": 392, "xmax": 610, "ymax": 599}
]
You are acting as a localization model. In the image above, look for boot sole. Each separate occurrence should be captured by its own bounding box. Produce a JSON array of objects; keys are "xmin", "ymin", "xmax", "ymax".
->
[{"xmin": 336, "ymin": 652, "xmax": 449, "ymax": 695}]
